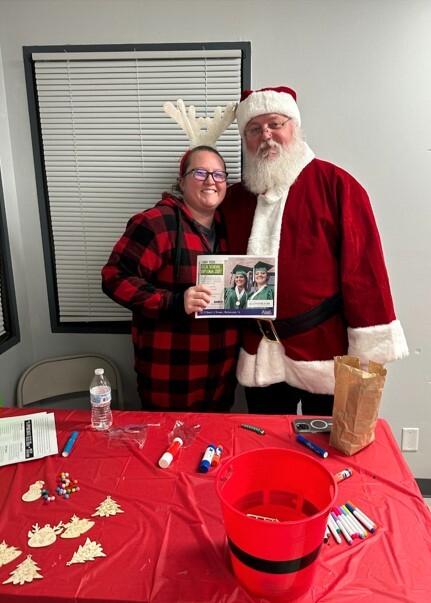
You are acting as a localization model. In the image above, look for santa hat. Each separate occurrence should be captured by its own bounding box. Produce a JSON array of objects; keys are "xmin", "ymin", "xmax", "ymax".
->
[{"xmin": 236, "ymin": 86, "xmax": 301, "ymax": 136}]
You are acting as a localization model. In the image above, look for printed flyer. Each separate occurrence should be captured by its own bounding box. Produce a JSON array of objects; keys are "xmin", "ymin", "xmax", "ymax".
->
[{"xmin": 196, "ymin": 255, "xmax": 277, "ymax": 318}]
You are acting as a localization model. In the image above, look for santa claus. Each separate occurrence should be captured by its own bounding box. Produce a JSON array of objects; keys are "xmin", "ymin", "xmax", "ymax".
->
[{"xmin": 221, "ymin": 86, "xmax": 409, "ymax": 415}]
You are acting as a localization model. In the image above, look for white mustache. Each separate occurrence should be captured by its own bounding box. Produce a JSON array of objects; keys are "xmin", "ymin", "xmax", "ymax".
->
[{"xmin": 258, "ymin": 140, "xmax": 282, "ymax": 157}]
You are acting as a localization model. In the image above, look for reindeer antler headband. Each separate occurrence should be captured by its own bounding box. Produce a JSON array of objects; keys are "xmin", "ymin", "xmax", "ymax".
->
[{"xmin": 163, "ymin": 99, "xmax": 237, "ymax": 173}]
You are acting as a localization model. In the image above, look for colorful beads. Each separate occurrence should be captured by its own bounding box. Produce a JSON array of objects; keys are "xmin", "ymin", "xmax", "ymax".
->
[
  {"xmin": 39, "ymin": 472, "xmax": 80, "ymax": 503},
  {"xmin": 55, "ymin": 472, "xmax": 80, "ymax": 499},
  {"xmin": 41, "ymin": 489, "xmax": 55, "ymax": 502}
]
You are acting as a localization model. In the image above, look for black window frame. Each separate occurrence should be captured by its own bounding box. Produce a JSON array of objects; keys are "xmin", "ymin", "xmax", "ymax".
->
[
  {"xmin": 23, "ymin": 41, "xmax": 251, "ymax": 334},
  {"xmin": 0, "ymin": 170, "xmax": 20, "ymax": 353}
]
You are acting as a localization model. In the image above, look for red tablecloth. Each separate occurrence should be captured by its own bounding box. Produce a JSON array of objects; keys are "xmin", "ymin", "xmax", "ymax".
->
[{"xmin": 0, "ymin": 408, "xmax": 430, "ymax": 602}]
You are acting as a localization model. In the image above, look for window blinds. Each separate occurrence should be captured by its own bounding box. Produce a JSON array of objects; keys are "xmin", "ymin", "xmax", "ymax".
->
[{"xmin": 31, "ymin": 49, "xmax": 243, "ymax": 323}]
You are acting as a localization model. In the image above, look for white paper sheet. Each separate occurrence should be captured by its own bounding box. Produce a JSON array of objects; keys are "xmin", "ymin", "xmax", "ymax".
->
[{"xmin": 0, "ymin": 412, "xmax": 58, "ymax": 466}]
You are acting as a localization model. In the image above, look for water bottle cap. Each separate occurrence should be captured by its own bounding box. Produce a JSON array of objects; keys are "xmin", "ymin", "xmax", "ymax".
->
[{"xmin": 95, "ymin": 368, "xmax": 104, "ymax": 375}]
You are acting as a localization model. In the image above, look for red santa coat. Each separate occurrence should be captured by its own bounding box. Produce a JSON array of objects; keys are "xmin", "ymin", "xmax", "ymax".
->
[{"xmin": 221, "ymin": 158, "xmax": 408, "ymax": 393}]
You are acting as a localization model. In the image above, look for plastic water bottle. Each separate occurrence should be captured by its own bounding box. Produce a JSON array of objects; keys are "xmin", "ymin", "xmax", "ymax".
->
[{"xmin": 90, "ymin": 368, "xmax": 113, "ymax": 431}]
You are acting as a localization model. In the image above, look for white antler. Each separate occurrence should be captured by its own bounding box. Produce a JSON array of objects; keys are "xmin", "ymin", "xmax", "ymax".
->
[{"xmin": 163, "ymin": 99, "xmax": 236, "ymax": 148}]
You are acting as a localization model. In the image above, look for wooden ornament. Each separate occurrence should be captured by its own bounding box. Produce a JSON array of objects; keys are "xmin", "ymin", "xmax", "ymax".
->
[
  {"xmin": 27, "ymin": 522, "xmax": 64, "ymax": 548},
  {"xmin": 66, "ymin": 538, "xmax": 106, "ymax": 566},
  {"xmin": 0, "ymin": 541, "xmax": 22, "ymax": 568},
  {"xmin": 22, "ymin": 480, "xmax": 45, "ymax": 502},
  {"xmin": 91, "ymin": 495, "xmax": 124, "ymax": 517},
  {"xmin": 2, "ymin": 555, "xmax": 43, "ymax": 585},
  {"xmin": 61, "ymin": 515, "xmax": 95, "ymax": 539}
]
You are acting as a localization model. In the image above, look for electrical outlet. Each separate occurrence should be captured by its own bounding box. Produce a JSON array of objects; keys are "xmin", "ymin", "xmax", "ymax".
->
[{"xmin": 401, "ymin": 428, "xmax": 419, "ymax": 451}]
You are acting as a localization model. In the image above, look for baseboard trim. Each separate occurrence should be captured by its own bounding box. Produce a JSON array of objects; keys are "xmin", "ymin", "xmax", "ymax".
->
[{"xmin": 416, "ymin": 478, "xmax": 431, "ymax": 496}]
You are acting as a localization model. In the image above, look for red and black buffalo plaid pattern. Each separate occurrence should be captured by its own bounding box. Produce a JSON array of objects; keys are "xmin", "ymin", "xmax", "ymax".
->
[{"xmin": 102, "ymin": 194, "xmax": 240, "ymax": 411}]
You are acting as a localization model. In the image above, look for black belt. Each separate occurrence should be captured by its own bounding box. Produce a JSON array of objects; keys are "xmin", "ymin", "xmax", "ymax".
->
[
  {"xmin": 251, "ymin": 293, "xmax": 343, "ymax": 342},
  {"xmin": 228, "ymin": 536, "xmax": 321, "ymax": 574}
]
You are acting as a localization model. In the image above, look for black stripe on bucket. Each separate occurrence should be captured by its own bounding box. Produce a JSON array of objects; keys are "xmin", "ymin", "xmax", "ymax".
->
[{"xmin": 228, "ymin": 537, "xmax": 322, "ymax": 575}]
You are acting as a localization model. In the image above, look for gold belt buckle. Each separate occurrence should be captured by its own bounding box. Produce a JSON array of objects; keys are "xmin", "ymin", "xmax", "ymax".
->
[{"xmin": 256, "ymin": 319, "xmax": 281, "ymax": 343}]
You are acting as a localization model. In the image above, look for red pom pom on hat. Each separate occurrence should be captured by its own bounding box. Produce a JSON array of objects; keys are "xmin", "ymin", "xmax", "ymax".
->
[{"xmin": 236, "ymin": 86, "xmax": 301, "ymax": 134}]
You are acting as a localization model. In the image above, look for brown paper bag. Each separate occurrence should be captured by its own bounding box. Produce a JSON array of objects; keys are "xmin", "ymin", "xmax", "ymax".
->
[{"xmin": 329, "ymin": 355, "xmax": 387, "ymax": 455}]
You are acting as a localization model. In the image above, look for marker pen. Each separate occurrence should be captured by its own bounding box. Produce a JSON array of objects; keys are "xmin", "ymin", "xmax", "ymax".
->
[
  {"xmin": 211, "ymin": 445, "xmax": 223, "ymax": 466},
  {"xmin": 347, "ymin": 507, "xmax": 375, "ymax": 532},
  {"xmin": 339, "ymin": 506, "xmax": 361, "ymax": 538},
  {"xmin": 346, "ymin": 501, "xmax": 377, "ymax": 532},
  {"xmin": 198, "ymin": 445, "xmax": 216, "ymax": 473},
  {"xmin": 334, "ymin": 468, "xmax": 353, "ymax": 483},
  {"xmin": 158, "ymin": 437, "xmax": 183, "ymax": 469},
  {"xmin": 296, "ymin": 434, "xmax": 328, "ymax": 458},
  {"xmin": 328, "ymin": 513, "xmax": 340, "ymax": 534},
  {"xmin": 62, "ymin": 431, "xmax": 79, "ymax": 457},
  {"xmin": 335, "ymin": 506, "xmax": 358, "ymax": 538},
  {"xmin": 341, "ymin": 505, "xmax": 367, "ymax": 538},
  {"xmin": 331, "ymin": 510, "xmax": 353, "ymax": 545},
  {"xmin": 327, "ymin": 516, "xmax": 342, "ymax": 544}
]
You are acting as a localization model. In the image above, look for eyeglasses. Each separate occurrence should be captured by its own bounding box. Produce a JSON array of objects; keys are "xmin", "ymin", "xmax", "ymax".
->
[
  {"xmin": 244, "ymin": 118, "xmax": 291, "ymax": 138},
  {"xmin": 182, "ymin": 168, "xmax": 228, "ymax": 183}
]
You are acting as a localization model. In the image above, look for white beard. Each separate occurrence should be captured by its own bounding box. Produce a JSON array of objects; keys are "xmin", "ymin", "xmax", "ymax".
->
[{"xmin": 243, "ymin": 128, "xmax": 309, "ymax": 195}]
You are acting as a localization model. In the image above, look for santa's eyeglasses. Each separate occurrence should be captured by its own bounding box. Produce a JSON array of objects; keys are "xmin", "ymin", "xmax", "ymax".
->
[
  {"xmin": 182, "ymin": 168, "xmax": 228, "ymax": 183},
  {"xmin": 244, "ymin": 118, "xmax": 291, "ymax": 138}
]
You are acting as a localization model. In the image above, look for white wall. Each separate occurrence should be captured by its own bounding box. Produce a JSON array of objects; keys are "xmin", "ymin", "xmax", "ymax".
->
[{"xmin": 0, "ymin": 0, "xmax": 430, "ymax": 476}]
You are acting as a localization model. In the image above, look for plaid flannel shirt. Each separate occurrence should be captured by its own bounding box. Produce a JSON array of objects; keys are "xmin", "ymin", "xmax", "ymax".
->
[{"xmin": 102, "ymin": 194, "xmax": 240, "ymax": 410}]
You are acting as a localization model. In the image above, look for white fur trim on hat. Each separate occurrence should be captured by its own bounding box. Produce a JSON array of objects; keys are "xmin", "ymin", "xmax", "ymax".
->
[{"xmin": 236, "ymin": 89, "xmax": 301, "ymax": 135}]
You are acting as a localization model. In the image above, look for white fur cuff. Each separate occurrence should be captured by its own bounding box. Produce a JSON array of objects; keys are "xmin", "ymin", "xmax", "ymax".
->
[
  {"xmin": 236, "ymin": 340, "xmax": 335, "ymax": 394},
  {"xmin": 347, "ymin": 319, "xmax": 409, "ymax": 365}
]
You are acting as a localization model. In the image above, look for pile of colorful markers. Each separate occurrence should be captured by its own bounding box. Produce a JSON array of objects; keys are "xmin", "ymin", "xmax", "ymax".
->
[{"xmin": 325, "ymin": 501, "xmax": 378, "ymax": 545}]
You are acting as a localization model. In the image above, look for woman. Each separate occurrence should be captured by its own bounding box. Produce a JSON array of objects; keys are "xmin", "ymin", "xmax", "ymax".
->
[
  {"xmin": 246, "ymin": 261, "xmax": 275, "ymax": 306},
  {"xmin": 224, "ymin": 264, "xmax": 249, "ymax": 309},
  {"xmin": 102, "ymin": 145, "xmax": 240, "ymax": 411}
]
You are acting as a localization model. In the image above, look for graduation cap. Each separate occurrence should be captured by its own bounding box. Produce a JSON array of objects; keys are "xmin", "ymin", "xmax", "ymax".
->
[
  {"xmin": 231, "ymin": 264, "xmax": 250, "ymax": 277},
  {"xmin": 253, "ymin": 261, "xmax": 274, "ymax": 272}
]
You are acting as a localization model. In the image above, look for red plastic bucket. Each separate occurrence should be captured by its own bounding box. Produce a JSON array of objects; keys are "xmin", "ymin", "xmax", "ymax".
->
[{"xmin": 215, "ymin": 447, "xmax": 337, "ymax": 600}]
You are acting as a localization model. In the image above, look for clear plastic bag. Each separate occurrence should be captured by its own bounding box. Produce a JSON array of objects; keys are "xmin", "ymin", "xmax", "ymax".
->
[
  {"xmin": 106, "ymin": 424, "xmax": 157, "ymax": 449},
  {"xmin": 168, "ymin": 420, "xmax": 201, "ymax": 447}
]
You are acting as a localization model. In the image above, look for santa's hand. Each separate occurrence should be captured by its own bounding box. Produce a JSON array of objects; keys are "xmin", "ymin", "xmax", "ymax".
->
[{"xmin": 184, "ymin": 285, "xmax": 212, "ymax": 315}]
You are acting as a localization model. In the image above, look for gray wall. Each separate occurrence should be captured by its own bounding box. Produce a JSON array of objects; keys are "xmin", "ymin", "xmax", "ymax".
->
[{"xmin": 0, "ymin": 0, "xmax": 430, "ymax": 477}]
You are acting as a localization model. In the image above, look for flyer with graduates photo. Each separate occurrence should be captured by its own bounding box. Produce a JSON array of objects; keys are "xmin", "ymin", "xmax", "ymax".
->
[{"xmin": 196, "ymin": 255, "xmax": 277, "ymax": 318}]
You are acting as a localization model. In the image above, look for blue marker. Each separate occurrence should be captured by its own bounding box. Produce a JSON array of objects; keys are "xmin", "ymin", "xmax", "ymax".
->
[
  {"xmin": 198, "ymin": 445, "xmax": 216, "ymax": 473},
  {"xmin": 296, "ymin": 434, "xmax": 328, "ymax": 458},
  {"xmin": 62, "ymin": 431, "xmax": 79, "ymax": 457}
]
